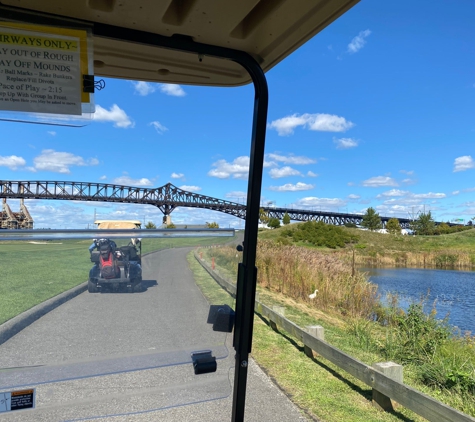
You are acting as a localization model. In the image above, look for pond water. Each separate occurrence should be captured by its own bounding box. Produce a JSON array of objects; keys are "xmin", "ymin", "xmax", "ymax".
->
[{"xmin": 362, "ymin": 267, "xmax": 475, "ymax": 334}]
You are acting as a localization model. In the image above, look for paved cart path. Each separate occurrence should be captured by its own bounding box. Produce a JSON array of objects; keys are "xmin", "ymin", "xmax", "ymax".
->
[{"xmin": 0, "ymin": 248, "xmax": 308, "ymax": 421}]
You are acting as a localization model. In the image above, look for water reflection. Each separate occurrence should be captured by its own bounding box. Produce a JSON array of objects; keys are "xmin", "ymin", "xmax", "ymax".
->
[{"xmin": 362, "ymin": 267, "xmax": 475, "ymax": 334}]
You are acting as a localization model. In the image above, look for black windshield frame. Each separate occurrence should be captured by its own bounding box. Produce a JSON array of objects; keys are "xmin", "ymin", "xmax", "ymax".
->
[{"xmin": 0, "ymin": 6, "xmax": 269, "ymax": 421}]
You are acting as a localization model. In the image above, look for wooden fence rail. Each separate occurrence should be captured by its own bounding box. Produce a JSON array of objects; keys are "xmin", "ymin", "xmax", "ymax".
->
[{"xmin": 195, "ymin": 252, "xmax": 475, "ymax": 422}]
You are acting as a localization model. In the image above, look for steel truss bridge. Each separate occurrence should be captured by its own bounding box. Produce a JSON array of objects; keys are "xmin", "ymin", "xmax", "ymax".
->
[{"xmin": 0, "ymin": 180, "xmax": 423, "ymax": 229}]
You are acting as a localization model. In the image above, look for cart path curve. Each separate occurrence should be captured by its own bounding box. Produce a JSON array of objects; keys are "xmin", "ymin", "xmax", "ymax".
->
[{"xmin": 0, "ymin": 247, "xmax": 308, "ymax": 421}]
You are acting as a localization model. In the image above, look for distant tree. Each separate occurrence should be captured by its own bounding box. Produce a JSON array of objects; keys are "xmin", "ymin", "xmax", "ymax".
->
[
  {"xmin": 206, "ymin": 221, "xmax": 219, "ymax": 228},
  {"xmin": 259, "ymin": 208, "xmax": 270, "ymax": 225},
  {"xmin": 386, "ymin": 218, "xmax": 401, "ymax": 235},
  {"xmin": 344, "ymin": 222, "xmax": 357, "ymax": 228},
  {"xmin": 411, "ymin": 211, "xmax": 436, "ymax": 235},
  {"xmin": 283, "ymin": 212, "xmax": 291, "ymax": 225},
  {"xmin": 145, "ymin": 221, "xmax": 156, "ymax": 229},
  {"xmin": 166, "ymin": 223, "xmax": 176, "ymax": 229},
  {"xmin": 267, "ymin": 217, "xmax": 281, "ymax": 229},
  {"xmin": 361, "ymin": 207, "xmax": 382, "ymax": 231}
]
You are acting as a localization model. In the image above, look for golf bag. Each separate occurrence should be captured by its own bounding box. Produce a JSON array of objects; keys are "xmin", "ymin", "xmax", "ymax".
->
[{"xmin": 98, "ymin": 240, "xmax": 120, "ymax": 279}]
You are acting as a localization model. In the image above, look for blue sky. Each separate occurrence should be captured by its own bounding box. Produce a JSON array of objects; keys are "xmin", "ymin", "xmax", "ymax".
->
[{"xmin": 1, "ymin": 0, "xmax": 475, "ymax": 229}]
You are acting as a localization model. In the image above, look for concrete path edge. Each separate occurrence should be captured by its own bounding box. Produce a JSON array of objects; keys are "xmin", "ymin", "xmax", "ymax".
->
[{"xmin": 0, "ymin": 282, "xmax": 87, "ymax": 346}]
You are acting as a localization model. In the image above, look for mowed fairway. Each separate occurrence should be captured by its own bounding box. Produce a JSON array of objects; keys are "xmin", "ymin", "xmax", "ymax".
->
[
  {"xmin": 0, "ymin": 240, "xmax": 91, "ymax": 325},
  {"xmin": 0, "ymin": 236, "xmax": 234, "ymax": 325}
]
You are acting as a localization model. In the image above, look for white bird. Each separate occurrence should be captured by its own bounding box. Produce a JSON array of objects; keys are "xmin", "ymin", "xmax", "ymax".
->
[{"xmin": 309, "ymin": 289, "xmax": 318, "ymax": 299}]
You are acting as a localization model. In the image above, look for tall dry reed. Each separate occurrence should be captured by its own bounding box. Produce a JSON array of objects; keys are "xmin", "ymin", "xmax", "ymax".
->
[
  {"xmin": 203, "ymin": 241, "xmax": 378, "ymax": 318},
  {"xmin": 337, "ymin": 249, "xmax": 475, "ymax": 269}
]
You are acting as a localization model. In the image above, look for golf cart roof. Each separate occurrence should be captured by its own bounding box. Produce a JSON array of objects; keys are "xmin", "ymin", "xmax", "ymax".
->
[
  {"xmin": 95, "ymin": 220, "xmax": 141, "ymax": 229},
  {"xmin": 0, "ymin": 0, "xmax": 359, "ymax": 86}
]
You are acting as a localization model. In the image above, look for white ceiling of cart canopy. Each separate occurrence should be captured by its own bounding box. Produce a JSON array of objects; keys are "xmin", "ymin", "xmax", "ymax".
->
[{"xmin": 0, "ymin": 0, "xmax": 359, "ymax": 86}]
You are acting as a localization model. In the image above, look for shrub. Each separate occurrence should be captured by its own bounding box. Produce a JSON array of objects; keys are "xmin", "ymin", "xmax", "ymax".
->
[
  {"xmin": 280, "ymin": 221, "xmax": 359, "ymax": 249},
  {"xmin": 267, "ymin": 217, "xmax": 281, "ymax": 229},
  {"xmin": 382, "ymin": 303, "xmax": 451, "ymax": 364}
]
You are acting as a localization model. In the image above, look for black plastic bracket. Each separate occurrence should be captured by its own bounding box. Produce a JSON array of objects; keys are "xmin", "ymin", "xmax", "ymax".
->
[
  {"xmin": 83, "ymin": 74, "xmax": 95, "ymax": 93},
  {"xmin": 191, "ymin": 350, "xmax": 217, "ymax": 375},
  {"xmin": 207, "ymin": 304, "xmax": 235, "ymax": 333}
]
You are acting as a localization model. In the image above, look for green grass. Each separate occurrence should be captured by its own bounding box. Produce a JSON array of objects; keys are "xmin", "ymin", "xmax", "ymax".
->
[
  {"xmin": 0, "ymin": 239, "xmax": 91, "ymax": 325},
  {"xmin": 188, "ymin": 251, "xmax": 425, "ymax": 421},
  {"xmin": 260, "ymin": 224, "xmax": 475, "ymax": 269},
  {"xmin": 345, "ymin": 226, "xmax": 475, "ymax": 253},
  {"xmin": 0, "ymin": 235, "xmax": 235, "ymax": 325},
  {"xmin": 140, "ymin": 234, "xmax": 235, "ymax": 254},
  {"xmin": 260, "ymin": 224, "xmax": 475, "ymax": 253}
]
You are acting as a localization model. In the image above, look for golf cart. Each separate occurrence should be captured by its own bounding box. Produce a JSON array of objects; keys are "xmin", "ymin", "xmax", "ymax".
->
[
  {"xmin": 88, "ymin": 220, "xmax": 142, "ymax": 293},
  {"xmin": 0, "ymin": 1, "xmax": 361, "ymax": 420}
]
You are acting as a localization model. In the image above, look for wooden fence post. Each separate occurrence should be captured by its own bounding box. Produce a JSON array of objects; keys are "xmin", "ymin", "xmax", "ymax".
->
[
  {"xmin": 304, "ymin": 325, "xmax": 325, "ymax": 358},
  {"xmin": 372, "ymin": 361, "xmax": 403, "ymax": 411},
  {"xmin": 270, "ymin": 306, "xmax": 285, "ymax": 331}
]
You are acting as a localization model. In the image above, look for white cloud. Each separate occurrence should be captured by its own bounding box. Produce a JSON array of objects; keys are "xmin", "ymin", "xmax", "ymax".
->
[
  {"xmin": 295, "ymin": 196, "xmax": 346, "ymax": 209},
  {"xmin": 382, "ymin": 198, "xmax": 425, "ymax": 206},
  {"xmin": 100, "ymin": 175, "xmax": 107, "ymax": 180},
  {"xmin": 133, "ymin": 81, "xmax": 157, "ymax": 96},
  {"xmin": 334, "ymin": 137, "xmax": 358, "ymax": 149},
  {"xmin": 378, "ymin": 189, "xmax": 409, "ymax": 197},
  {"xmin": 149, "ymin": 121, "xmax": 168, "ymax": 134},
  {"xmin": 33, "ymin": 149, "xmax": 98, "ymax": 174},
  {"xmin": 347, "ymin": 29, "xmax": 371, "ymax": 54},
  {"xmin": 362, "ymin": 176, "xmax": 398, "ymax": 187},
  {"xmin": 171, "ymin": 172, "xmax": 184, "ymax": 179},
  {"xmin": 225, "ymin": 191, "xmax": 247, "ymax": 201},
  {"xmin": 400, "ymin": 169, "xmax": 414, "ymax": 175},
  {"xmin": 159, "ymin": 84, "xmax": 186, "ymax": 97},
  {"xmin": 208, "ymin": 156, "xmax": 250, "ymax": 179},
  {"xmin": 179, "ymin": 185, "xmax": 201, "ymax": 192},
  {"xmin": 267, "ymin": 153, "xmax": 316, "ymax": 165},
  {"xmin": 453, "ymin": 155, "xmax": 474, "ymax": 172},
  {"xmin": 307, "ymin": 171, "xmax": 318, "ymax": 177},
  {"xmin": 402, "ymin": 178, "xmax": 416, "ymax": 185},
  {"xmin": 413, "ymin": 192, "xmax": 446, "ymax": 199},
  {"xmin": 112, "ymin": 176, "xmax": 154, "ymax": 187},
  {"xmin": 0, "ymin": 155, "xmax": 26, "ymax": 170},
  {"xmin": 47, "ymin": 131, "xmax": 56, "ymax": 136},
  {"xmin": 348, "ymin": 194, "xmax": 360, "ymax": 199},
  {"xmin": 269, "ymin": 166, "xmax": 302, "ymax": 179},
  {"xmin": 268, "ymin": 113, "xmax": 354, "ymax": 136},
  {"xmin": 452, "ymin": 190, "xmax": 460, "ymax": 196},
  {"xmin": 94, "ymin": 104, "xmax": 134, "ymax": 128},
  {"xmin": 269, "ymin": 182, "xmax": 314, "ymax": 192}
]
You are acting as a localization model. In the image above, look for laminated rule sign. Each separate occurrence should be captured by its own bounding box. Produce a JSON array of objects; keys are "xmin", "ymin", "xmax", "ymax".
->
[{"xmin": 0, "ymin": 22, "xmax": 93, "ymax": 124}]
